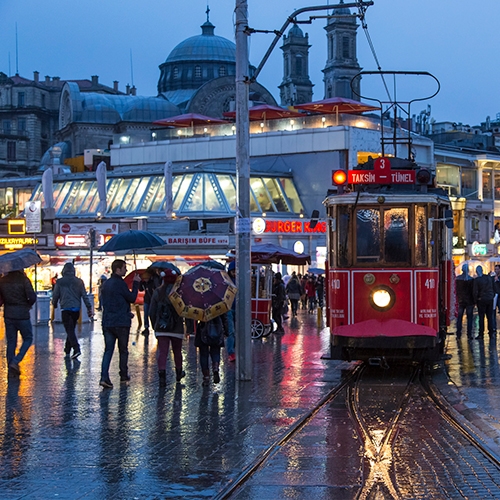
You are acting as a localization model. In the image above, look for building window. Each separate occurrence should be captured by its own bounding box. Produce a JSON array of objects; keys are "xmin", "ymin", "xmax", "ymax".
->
[
  {"xmin": 3, "ymin": 120, "xmax": 11, "ymax": 135},
  {"xmin": 342, "ymin": 36, "xmax": 350, "ymax": 59},
  {"xmin": 7, "ymin": 142, "xmax": 16, "ymax": 161},
  {"xmin": 195, "ymin": 66, "xmax": 202, "ymax": 79},
  {"xmin": 41, "ymin": 94, "xmax": 46, "ymax": 107},
  {"xmin": 295, "ymin": 55, "xmax": 302, "ymax": 76},
  {"xmin": 17, "ymin": 92, "xmax": 25, "ymax": 106},
  {"xmin": 17, "ymin": 118, "xmax": 26, "ymax": 134},
  {"xmin": 173, "ymin": 67, "xmax": 179, "ymax": 79},
  {"xmin": 219, "ymin": 66, "xmax": 226, "ymax": 77}
]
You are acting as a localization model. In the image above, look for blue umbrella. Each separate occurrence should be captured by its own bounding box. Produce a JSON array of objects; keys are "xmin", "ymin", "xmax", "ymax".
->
[
  {"xmin": 308, "ymin": 267, "xmax": 325, "ymax": 275},
  {"xmin": 98, "ymin": 230, "xmax": 166, "ymax": 268},
  {"xmin": 190, "ymin": 260, "xmax": 225, "ymax": 271}
]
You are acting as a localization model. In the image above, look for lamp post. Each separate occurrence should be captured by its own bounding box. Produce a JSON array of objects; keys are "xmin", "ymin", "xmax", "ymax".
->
[{"xmin": 235, "ymin": 0, "xmax": 252, "ymax": 380}]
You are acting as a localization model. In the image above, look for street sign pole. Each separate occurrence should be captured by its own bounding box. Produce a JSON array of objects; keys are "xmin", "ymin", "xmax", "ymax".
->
[{"xmin": 235, "ymin": 0, "xmax": 252, "ymax": 380}]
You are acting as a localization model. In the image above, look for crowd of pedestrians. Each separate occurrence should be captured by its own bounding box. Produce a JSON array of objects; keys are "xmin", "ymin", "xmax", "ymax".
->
[
  {"xmin": 456, "ymin": 263, "xmax": 500, "ymax": 341},
  {"xmin": 2, "ymin": 258, "xmax": 326, "ymax": 388}
]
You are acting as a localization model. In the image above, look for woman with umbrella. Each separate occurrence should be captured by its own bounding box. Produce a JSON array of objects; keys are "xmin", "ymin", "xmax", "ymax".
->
[{"xmin": 149, "ymin": 265, "xmax": 185, "ymax": 386}]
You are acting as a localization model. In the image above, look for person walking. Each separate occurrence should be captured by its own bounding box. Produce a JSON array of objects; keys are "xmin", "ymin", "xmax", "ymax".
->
[
  {"xmin": 0, "ymin": 270, "xmax": 37, "ymax": 378},
  {"xmin": 316, "ymin": 275, "xmax": 325, "ymax": 309},
  {"xmin": 140, "ymin": 268, "xmax": 161, "ymax": 336},
  {"xmin": 305, "ymin": 276, "xmax": 317, "ymax": 313},
  {"xmin": 272, "ymin": 272, "xmax": 286, "ymax": 333},
  {"xmin": 99, "ymin": 259, "xmax": 140, "ymax": 389},
  {"xmin": 493, "ymin": 264, "xmax": 500, "ymax": 331},
  {"xmin": 52, "ymin": 262, "xmax": 93, "ymax": 359},
  {"xmin": 149, "ymin": 269, "xmax": 185, "ymax": 387},
  {"xmin": 473, "ymin": 265, "xmax": 495, "ymax": 340},
  {"xmin": 96, "ymin": 274, "xmax": 107, "ymax": 311},
  {"xmin": 455, "ymin": 263, "xmax": 475, "ymax": 339},
  {"xmin": 226, "ymin": 260, "xmax": 236, "ymax": 362},
  {"xmin": 285, "ymin": 272, "xmax": 301, "ymax": 317},
  {"xmin": 196, "ymin": 313, "xmax": 229, "ymax": 386}
]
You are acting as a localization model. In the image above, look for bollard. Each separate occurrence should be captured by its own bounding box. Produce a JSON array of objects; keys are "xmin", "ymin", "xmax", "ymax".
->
[{"xmin": 317, "ymin": 306, "xmax": 322, "ymax": 327}]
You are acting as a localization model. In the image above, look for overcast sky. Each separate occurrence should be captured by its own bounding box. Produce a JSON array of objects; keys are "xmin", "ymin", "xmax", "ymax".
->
[{"xmin": 1, "ymin": 0, "xmax": 498, "ymax": 126}]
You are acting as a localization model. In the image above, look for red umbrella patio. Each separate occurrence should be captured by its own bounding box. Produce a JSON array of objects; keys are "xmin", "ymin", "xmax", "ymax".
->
[
  {"xmin": 153, "ymin": 113, "xmax": 228, "ymax": 128},
  {"xmin": 293, "ymin": 97, "xmax": 380, "ymax": 115},
  {"xmin": 223, "ymin": 104, "xmax": 304, "ymax": 122}
]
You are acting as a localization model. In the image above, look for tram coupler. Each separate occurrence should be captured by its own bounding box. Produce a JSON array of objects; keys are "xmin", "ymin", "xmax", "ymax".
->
[{"xmin": 368, "ymin": 357, "xmax": 390, "ymax": 369}]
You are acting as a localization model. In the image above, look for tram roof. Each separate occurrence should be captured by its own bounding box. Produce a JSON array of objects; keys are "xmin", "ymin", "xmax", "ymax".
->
[{"xmin": 323, "ymin": 189, "xmax": 450, "ymax": 207}]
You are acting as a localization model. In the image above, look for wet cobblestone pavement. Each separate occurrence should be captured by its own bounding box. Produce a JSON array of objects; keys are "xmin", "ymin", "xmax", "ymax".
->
[{"xmin": 1, "ymin": 311, "xmax": 500, "ymax": 499}]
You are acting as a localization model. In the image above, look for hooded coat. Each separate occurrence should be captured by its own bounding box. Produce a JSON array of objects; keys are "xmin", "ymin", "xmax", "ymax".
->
[{"xmin": 52, "ymin": 263, "xmax": 91, "ymax": 311}]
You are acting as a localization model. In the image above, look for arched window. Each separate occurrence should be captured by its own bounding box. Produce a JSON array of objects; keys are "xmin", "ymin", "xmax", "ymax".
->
[
  {"xmin": 342, "ymin": 36, "xmax": 350, "ymax": 59},
  {"xmin": 195, "ymin": 66, "xmax": 202, "ymax": 79},
  {"xmin": 173, "ymin": 67, "xmax": 179, "ymax": 79},
  {"xmin": 219, "ymin": 66, "xmax": 226, "ymax": 77}
]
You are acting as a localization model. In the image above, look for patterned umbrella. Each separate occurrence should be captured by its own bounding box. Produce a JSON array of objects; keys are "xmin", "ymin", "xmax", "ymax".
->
[{"xmin": 169, "ymin": 265, "xmax": 237, "ymax": 322}]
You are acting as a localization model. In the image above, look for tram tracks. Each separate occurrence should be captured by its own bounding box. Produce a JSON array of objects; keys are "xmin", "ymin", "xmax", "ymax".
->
[{"xmin": 214, "ymin": 362, "xmax": 500, "ymax": 499}]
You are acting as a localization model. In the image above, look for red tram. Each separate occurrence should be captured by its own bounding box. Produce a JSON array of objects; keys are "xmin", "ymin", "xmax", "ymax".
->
[{"xmin": 325, "ymin": 156, "xmax": 454, "ymax": 363}]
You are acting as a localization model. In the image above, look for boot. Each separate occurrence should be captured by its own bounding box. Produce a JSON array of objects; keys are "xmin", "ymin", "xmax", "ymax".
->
[
  {"xmin": 158, "ymin": 370, "xmax": 167, "ymax": 387},
  {"xmin": 202, "ymin": 369, "xmax": 210, "ymax": 386},
  {"xmin": 175, "ymin": 367, "xmax": 186, "ymax": 383},
  {"xmin": 212, "ymin": 362, "xmax": 220, "ymax": 384}
]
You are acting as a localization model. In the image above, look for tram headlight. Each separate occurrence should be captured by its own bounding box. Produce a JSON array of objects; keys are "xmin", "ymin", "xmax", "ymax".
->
[{"xmin": 370, "ymin": 286, "xmax": 396, "ymax": 311}]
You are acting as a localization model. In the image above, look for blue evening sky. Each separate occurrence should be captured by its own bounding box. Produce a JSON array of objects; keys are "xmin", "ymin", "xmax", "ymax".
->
[{"xmin": 0, "ymin": 0, "xmax": 497, "ymax": 126}]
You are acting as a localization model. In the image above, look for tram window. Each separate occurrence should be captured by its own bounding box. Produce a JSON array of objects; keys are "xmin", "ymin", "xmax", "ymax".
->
[
  {"xmin": 384, "ymin": 208, "xmax": 409, "ymax": 263},
  {"xmin": 356, "ymin": 209, "xmax": 380, "ymax": 262},
  {"xmin": 337, "ymin": 205, "xmax": 351, "ymax": 266},
  {"xmin": 415, "ymin": 206, "xmax": 427, "ymax": 266}
]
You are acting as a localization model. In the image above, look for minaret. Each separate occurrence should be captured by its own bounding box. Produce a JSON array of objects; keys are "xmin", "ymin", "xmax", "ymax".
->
[
  {"xmin": 322, "ymin": 0, "xmax": 361, "ymax": 99},
  {"xmin": 279, "ymin": 24, "xmax": 314, "ymax": 106}
]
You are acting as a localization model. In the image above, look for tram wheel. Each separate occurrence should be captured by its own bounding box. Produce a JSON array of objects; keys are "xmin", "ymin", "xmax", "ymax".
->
[{"xmin": 251, "ymin": 319, "xmax": 265, "ymax": 339}]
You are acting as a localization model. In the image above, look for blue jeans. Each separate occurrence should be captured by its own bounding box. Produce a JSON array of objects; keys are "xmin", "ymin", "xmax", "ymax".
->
[
  {"xmin": 226, "ymin": 310, "xmax": 235, "ymax": 356},
  {"xmin": 199, "ymin": 344, "xmax": 221, "ymax": 372},
  {"xmin": 143, "ymin": 302, "xmax": 150, "ymax": 329},
  {"xmin": 100, "ymin": 326, "xmax": 130, "ymax": 380},
  {"xmin": 5, "ymin": 318, "xmax": 33, "ymax": 365}
]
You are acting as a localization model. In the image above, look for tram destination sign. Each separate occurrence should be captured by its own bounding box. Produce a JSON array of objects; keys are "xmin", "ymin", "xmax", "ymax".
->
[{"xmin": 348, "ymin": 157, "xmax": 415, "ymax": 185}]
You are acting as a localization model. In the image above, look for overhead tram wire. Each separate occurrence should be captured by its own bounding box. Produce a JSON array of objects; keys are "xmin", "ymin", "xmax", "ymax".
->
[{"xmin": 355, "ymin": 0, "xmax": 392, "ymax": 102}]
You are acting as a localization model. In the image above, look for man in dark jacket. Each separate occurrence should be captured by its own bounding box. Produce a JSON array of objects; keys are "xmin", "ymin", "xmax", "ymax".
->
[
  {"xmin": 0, "ymin": 270, "xmax": 37, "ymax": 377},
  {"xmin": 272, "ymin": 272, "xmax": 286, "ymax": 333},
  {"xmin": 99, "ymin": 259, "xmax": 140, "ymax": 389},
  {"xmin": 52, "ymin": 262, "xmax": 93, "ymax": 360},
  {"xmin": 456, "ymin": 263, "xmax": 474, "ymax": 339},
  {"xmin": 139, "ymin": 268, "xmax": 161, "ymax": 336},
  {"xmin": 473, "ymin": 265, "xmax": 495, "ymax": 339}
]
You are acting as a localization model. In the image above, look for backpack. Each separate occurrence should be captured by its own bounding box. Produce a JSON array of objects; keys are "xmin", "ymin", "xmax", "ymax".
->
[
  {"xmin": 201, "ymin": 316, "xmax": 223, "ymax": 346},
  {"xmin": 155, "ymin": 289, "xmax": 176, "ymax": 332}
]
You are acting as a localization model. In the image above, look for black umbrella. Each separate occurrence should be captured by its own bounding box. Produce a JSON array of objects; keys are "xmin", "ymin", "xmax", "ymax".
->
[
  {"xmin": 0, "ymin": 248, "xmax": 42, "ymax": 274},
  {"xmin": 149, "ymin": 261, "xmax": 182, "ymax": 274},
  {"xmin": 190, "ymin": 260, "xmax": 225, "ymax": 271},
  {"xmin": 98, "ymin": 230, "xmax": 166, "ymax": 268}
]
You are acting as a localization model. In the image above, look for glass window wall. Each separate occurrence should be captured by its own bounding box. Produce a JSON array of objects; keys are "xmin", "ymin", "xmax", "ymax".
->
[{"xmin": 461, "ymin": 169, "xmax": 477, "ymax": 198}]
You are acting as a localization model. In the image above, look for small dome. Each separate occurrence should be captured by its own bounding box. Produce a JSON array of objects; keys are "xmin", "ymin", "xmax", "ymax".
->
[
  {"xmin": 165, "ymin": 22, "xmax": 235, "ymax": 64},
  {"xmin": 288, "ymin": 24, "xmax": 304, "ymax": 37},
  {"xmin": 122, "ymin": 96, "xmax": 180, "ymax": 122},
  {"xmin": 329, "ymin": 0, "xmax": 355, "ymax": 23}
]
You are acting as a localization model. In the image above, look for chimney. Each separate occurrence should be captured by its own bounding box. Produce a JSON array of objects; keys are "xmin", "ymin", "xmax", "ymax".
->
[
  {"xmin": 91, "ymin": 75, "xmax": 99, "ymax": 86},
  {"xmin": 45, "ymin": 75, "xmax": 50, "ymax": 83},
  {"xmin": 113, "ymin": 80, "xmax": 119, "ymax": 92},
  {"xmin": 130, "ymin": 85, "xmax": 137, "ymax": 96},
  {"xmin": 52, "ymin": 76, "xmax": 60, "ymax": 82},
  {"xmin": 33, "ymin": 71, "xmax": 39, "ymax": 83},
  {"xmin": 126, "ymin": 84, "xmax": 130, "ymax": 95}
]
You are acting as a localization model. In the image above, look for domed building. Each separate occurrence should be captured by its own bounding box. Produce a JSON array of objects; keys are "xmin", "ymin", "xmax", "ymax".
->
[{"xmin": 158, "ymin": 16, "xmax": 277, "ymax": 116}]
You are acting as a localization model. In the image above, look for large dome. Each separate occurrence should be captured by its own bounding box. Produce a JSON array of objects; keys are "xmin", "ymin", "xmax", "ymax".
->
[{"xmin": 165, "ymin": 21, "xmax": 235, "ymax": 64}]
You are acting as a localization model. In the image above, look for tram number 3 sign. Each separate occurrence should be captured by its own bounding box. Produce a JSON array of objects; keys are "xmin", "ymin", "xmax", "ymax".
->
[{"xmin": 348, "ymin": 157, "xmax": 416, "ymax": 185}]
